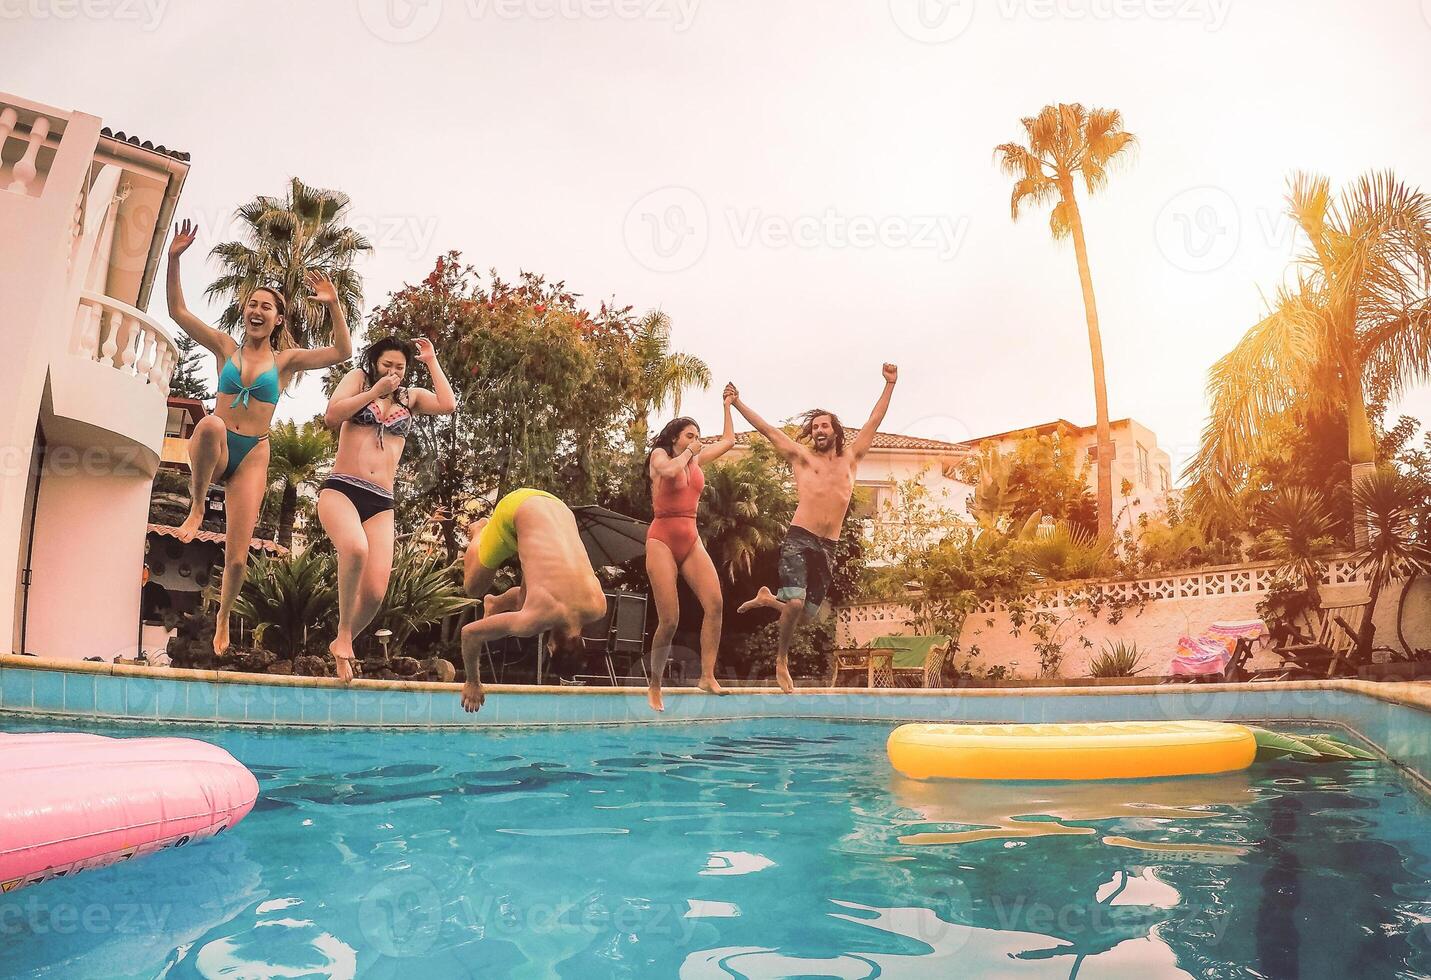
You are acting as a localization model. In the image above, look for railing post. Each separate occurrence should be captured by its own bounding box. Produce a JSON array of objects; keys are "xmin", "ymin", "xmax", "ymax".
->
[{"xmin": 8, "ymin": 114, "xmax": 50, "ymax": 194}]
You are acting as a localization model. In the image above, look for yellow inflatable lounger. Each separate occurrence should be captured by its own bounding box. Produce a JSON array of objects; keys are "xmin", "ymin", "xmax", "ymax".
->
[{"xmin": 887, "ymin": 721, "xmax": 1257, "ymax": 781}]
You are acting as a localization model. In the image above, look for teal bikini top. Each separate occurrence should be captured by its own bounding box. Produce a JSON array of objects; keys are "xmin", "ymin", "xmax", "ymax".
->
[{"xmin": 218, "ymin": 348, "xmax": 281, "ymax": 409}]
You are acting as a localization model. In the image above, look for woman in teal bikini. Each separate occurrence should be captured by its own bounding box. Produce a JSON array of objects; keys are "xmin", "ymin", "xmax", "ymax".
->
[{"xmin": 165, "ymin": 219, "xmax": 353, "ymax": 655}]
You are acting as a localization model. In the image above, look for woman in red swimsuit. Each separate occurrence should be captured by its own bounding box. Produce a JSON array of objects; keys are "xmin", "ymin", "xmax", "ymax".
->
[{"xmin": 645, "ymin": 386, "xmax": 738, "ymax": 711}]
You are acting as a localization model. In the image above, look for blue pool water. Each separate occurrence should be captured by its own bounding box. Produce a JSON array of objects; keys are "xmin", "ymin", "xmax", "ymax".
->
[{"xmin": 2, "ymin": 717, "xmax": 1429, "ymax": 979}]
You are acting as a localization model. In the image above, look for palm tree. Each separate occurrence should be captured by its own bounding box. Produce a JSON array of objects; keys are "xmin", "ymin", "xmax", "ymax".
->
[
  {"xmin": 630, "ymin": 309, "xmax": 711, "ymax": 452},
  {"xmin": 234, "ymin": 548, "xmax": 338, "ymax": 659},
  {"xmin": 268, "ymin": 420, "xmax": 335, "ymax": 550},
  {"xmin": 1187, "ymin": 172, "xmax": 1431, "ymax": 543},
  {"xmin": 995, "ymin": 104, "xmax": 1136, "ymax": 541},
  {"xmin": 1351, "ymin": 468, "xmax": 1431, "ymax": 657},
  {"xmin": 207, "ymin": 177, "xmax": 371, "ymax": 348},
  {"xmin": 698, "ymin": 460, "xmax": 787, "ymax": 581}
]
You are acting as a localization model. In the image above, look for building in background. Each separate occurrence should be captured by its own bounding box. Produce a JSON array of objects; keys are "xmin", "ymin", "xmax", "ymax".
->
[
  {"xmin": 958, "ymin": 417, "xmax": 1175, "ymax": 535},
  {"xmin": 1, "ymin": 91, "xmax": 188, "ymax": 661}
]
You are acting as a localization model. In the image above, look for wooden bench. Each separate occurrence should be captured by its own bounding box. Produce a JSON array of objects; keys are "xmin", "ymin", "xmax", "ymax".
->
[{"xmin": 1251, "ymin": 599, "xmax": 1372, "ymax": 681}]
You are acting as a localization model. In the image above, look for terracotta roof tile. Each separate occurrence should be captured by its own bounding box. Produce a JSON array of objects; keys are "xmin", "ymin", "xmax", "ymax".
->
[
  {"xmin": 148, "ymin": 524, "xmax": 287, "ymax": 555},
  {"xmin": 707, "ymin": 429, "xmax": 971, "ymax": 453},
  {"xmin": 100, "ymin": 127, "xmax": 190, "ymax": 162}
]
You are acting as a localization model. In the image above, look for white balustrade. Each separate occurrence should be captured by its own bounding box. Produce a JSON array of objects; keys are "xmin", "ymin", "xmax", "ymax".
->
[
  {"xmin": 0, "ymin": 106, "xmax": 16, "ymax": 148},
  {"xmin": 72, "ymin": 291, "xmax": 178, "ymax": 395},
  {"xmin": 7, "ymin": 113, "xmax": 50, "ymax": 195},
  {"xmin": 840, "ymin": 555, "xmax": 1376, "ymax": 626}
]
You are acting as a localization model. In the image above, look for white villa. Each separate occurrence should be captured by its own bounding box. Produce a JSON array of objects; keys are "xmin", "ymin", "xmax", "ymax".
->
[
  {"xmin": 959, "ymin": 417, "xmax": 1176, "ymax": 534},
  {"xmin": 2, "ymin": 92, "xmax": 188, "ymax": 661}
]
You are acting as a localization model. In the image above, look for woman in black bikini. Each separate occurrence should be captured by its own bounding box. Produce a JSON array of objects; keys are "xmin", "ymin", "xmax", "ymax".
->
[{"xmin": 320, "ymin": 336, "xmax": 457, "ymax": 681}]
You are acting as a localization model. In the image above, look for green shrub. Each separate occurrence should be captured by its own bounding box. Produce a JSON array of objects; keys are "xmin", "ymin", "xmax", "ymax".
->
[{"xmin": 1088, "ymin": 640, "xmax": 1145, "ymax": 678}]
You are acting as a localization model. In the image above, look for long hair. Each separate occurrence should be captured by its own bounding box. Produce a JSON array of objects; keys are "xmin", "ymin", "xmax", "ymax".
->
[
  {"xmin": 360, "ymin": 335, "xmax": 418, "ymax": 389},
  {"xmin": 799, "ymin": 409, "xmax": 845, "ymax": 455},
  {"xmin": 245, "ymin": 286, "xmax": 294, "ymax": 352},
  {"xmin": 647, "ymin": 416, "xmax": 700, "ymax": 473}
]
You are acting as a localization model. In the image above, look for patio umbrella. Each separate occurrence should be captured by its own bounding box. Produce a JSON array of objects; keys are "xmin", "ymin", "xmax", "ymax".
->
[{"xmin": 569, "ymin": 505, "xmax": 649, "ymax": 567}]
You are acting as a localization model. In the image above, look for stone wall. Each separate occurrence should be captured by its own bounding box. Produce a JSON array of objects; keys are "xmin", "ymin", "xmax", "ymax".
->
[{"xmin": 836, "ymin": 557, "xmax": 1431, "ymax": 678}]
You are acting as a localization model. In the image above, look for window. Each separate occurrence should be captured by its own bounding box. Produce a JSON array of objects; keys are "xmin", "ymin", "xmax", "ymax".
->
[
  {"xmin": 164, "ymin": 409, "xmax": 186, "ymax": 439},
  {"xmin": 1158, "ymin": 465, "xmax": 1169, "ymax": 492},
  {"xmin": 1136, "ymin": 444, "xmax": 1151, "ymax": 487},
  {"xmin": 854, "ymin": 483, "xmax": 893, "ymax": 522}
]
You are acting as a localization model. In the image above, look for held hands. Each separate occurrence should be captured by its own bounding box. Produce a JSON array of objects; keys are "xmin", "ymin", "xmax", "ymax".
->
[
  {"xmin": 304, "ymin": 271, "xmax": 338, "ymax": 306},
  {"xmin": 169, "ymin": 219, "xmax": 197, "ymax": 258},
  {"xmin": 414, "ymin": 337, "xmax": 437, "ymax": 364},
  {"xmin": 723, "ymin": 382, "xmax": 739, "ymax": 406},
  {"xmin": 882, "ymin": 363, "xmax": 898, "ymax": 384}
]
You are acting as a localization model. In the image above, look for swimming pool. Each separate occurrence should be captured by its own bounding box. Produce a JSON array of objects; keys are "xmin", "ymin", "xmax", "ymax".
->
[{"xmin": 3, "ymin": 715, "xmax": 1428, "ymax": 978}]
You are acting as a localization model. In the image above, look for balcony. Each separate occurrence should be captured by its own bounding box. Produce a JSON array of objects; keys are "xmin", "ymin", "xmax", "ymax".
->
[{"xmin": 42, "ymin": 290, "xmax": 178, "ymax": 475}]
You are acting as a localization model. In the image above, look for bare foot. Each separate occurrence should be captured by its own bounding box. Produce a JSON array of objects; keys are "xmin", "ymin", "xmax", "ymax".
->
[
  {"xmin": 330, "ymin": 639, "xmax": 356, "ymax": 683},
  {"xmin": 213, "ymin": 617, "xmax": 230, "ymax": 656},
  {"xmin": 461, "ymin": 680, "xmax": 486, "ymax": 713},
  {"xmin": 775, "ymin": 664, "xmax": 795, "ymax": 694},
  {"xmin": 697, "ymin": 677, "xmax": 728, "ymax": 696},
  {"xmin": 174, "ymin": 507, "xmax": 204, "ymax": 543},
  {"xmin": 737, "ymin": 587, "xmax": 783, "ymax": 615},
  {"xmin": 647, "ymin": 685, "xmax": 665, "ymax": 712}
]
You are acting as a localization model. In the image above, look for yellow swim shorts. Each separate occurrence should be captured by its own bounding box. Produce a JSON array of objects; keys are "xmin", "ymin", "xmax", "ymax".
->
[{"xmin": 475, "ymin": 488, "xmax": 559, "ymax": 568}]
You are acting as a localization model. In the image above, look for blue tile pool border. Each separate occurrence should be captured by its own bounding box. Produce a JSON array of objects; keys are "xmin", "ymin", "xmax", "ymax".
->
[{"xmin": 3, "ymin": 655, "xmax": 1429, "ymax": 790}]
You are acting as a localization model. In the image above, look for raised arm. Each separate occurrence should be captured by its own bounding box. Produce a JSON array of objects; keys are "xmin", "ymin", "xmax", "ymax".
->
[
  {"xmin": 165, "ymin": 220, "xmax": 233, "ymax": 358},
  {"xmin": 280, "ymin": 272, "xmax": 354, "ymax": 376},
  {"xmin": 404, "ymin": 338, "xmax": 458, "ymax": 416},
  {"xmin": 695, "ymin": 387, "xmax": 738, "ymax": 465},
  {"xmin": 729, "ymin": 384, "xmax": 804, "ymax": 462},
  {"xmin": 649, "ymin": 446, "xmax": 697, "ymax": 481},
  {"xmin": 848, "ymin": 363, "xmax": 898, "ymax": 461},
  {"xmin": 324, "ymin": 368, "xmax": 396, "ymax": 430}
]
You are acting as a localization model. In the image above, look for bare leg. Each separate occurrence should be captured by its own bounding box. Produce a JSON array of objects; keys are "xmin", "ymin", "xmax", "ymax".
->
[
  {"xmin": 459, "ymin": 621, "xmax": 488, "ymax": 712},
  {"xmin": 213, "ymin": 439, "xmax": 268, "ymax": 656},
  {"xmin": 645, "ymin": 540, "xmax": 680, "ymax": 712},
  {"xmin": 484, "ymin": 586, "xmax": 524, "ymax": 616},
  {"xmin": 681, "ymin": 543, "xmax": 727, "ymax": 695},
  {"xmin": 462, "ymin": 518, "xmax": 495, "ymax": 597},
  {"xmin": 176, "ymin": 415, "xmax": 227, "ymax": 542},
  {"xmin": 352, "ymin": 511, "xmax": 395, "ymax": 639},
  {"xmin": 738, "ymin": 586, "xmax": 786, "ymax": 615},
  {"xmin": 318, "ymin": 489, "xmax": 368, "ymax": 682},
  {"xmin": 774, "ymin": 598, "xmax": 804, "ymax": 694}
]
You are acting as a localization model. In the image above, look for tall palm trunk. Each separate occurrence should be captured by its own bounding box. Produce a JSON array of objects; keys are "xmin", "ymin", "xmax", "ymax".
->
[
  {"xmin": 278, "ymin": 482, "xmax": 299, "ymax": 551},
  {"xmin": 1344, "ymin": 369, "xmax": 1376, "ymax": 547},
  {"xmin": 1060, "ymin": 178, "xmax": 1114, "ymax": 540}
]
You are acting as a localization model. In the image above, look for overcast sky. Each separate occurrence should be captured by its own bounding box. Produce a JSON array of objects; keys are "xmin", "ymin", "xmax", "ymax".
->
[{"xmin": 7, "ymin": 0, "xmax": 1431, "ymax": 477}]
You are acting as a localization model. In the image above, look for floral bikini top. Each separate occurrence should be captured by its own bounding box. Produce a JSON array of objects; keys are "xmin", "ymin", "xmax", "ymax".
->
[{"xmin": 351, "ymin": 388, "xmax": 415, "ymax": 447}]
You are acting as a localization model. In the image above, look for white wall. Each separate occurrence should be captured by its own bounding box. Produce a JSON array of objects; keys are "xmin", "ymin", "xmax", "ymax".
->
[
  {"xmin": 838, "ymin": 558, "xmax": 1431, "ymax": 678},
  {"xmin": 24, "ymin": 456, "xmax": 154, "ymax": 661}
]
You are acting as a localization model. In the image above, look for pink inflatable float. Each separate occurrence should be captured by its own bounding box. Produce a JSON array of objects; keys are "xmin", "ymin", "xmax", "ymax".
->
[{"xmin": 0, "ymin": 732, "xmax": 259, "ymax": 894}]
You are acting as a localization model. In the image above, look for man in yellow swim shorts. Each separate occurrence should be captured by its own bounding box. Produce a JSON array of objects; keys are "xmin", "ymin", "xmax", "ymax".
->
[{"xmin": 459, "ymin": 488, "xmax": 607, "ymax": 713}]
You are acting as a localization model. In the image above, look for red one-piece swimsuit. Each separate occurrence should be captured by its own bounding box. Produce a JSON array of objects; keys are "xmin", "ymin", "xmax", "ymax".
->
[{"xmin": 648, "ymin": 457, "xmax": 705, "ymax": 563}]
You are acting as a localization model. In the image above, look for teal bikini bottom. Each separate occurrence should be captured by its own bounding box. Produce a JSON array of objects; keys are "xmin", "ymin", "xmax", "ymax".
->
[{"xmin": 223, "ymin": 429, "xmax": 269, "ymax": 481}]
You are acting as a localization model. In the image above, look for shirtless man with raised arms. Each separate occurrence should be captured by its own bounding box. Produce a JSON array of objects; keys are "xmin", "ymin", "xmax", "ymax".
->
[
  {"xmin": 730, "ymin": 363, "xmax": 898, "ymax": 693},
  {"xmin": 459, "ymin": 489, "xmax": 607, "ymax": 713}
]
